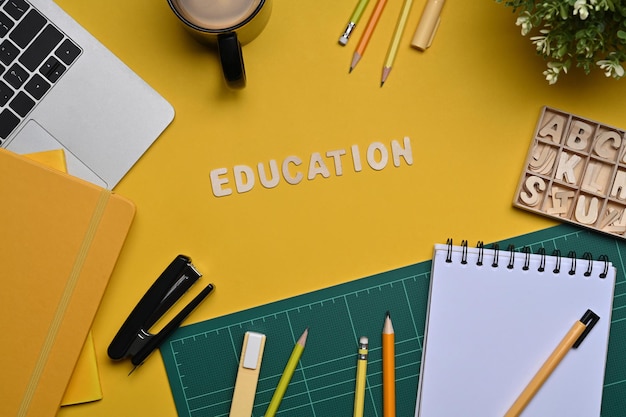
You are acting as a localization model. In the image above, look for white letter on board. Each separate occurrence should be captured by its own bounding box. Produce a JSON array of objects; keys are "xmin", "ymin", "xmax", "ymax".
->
[
  {"xmin": 538, "ymin": 114, "xmax": 566, "ymax": 144},
  {"xmin": 593, "ymin": 131, "xmax": 622, "ymax": 159},
  {"xmin": 210, "ymin": 168, "xmax": 232, "ymax": 197},
  {"xmin": 351, "ymin": 144, "xmax": 363, "ymax": 172},
  {"xmin": 234, "ymin": 165, "xmax": 255, "ymax": 193},
  {"xmin": 367, "ymin": 142, "xmax": 389, "ymax": 171},
  {"xmin": 308, "ymin": 152, "xmax": 331, "ymax": 180},
  {"xmin": 555, "ymin": 153, "xmax": 582, "ymax": 184},
  {"xmin": 282, "ymin": 156, "xmax": 303, "ymax": 185},
  {"xmin": 574, "ymin": 195, "xmax": 599, "ymax": 225},
  {"xmin": 258, "ymin": 160, "xmax": 280, "ymax": 189},
  {"xmin": 610, "ymin": 170, "xmax": 626, "ymax": 200},
  {"xmin": 566, "ymin": 120, "xmax": 593, "ymax": 150},
  {"xmin": 326, "ymin": 149, "xmax": 346, "ymax": 176},
  {"xmin": 391, "ymin": 137, "xmax": 413, "ymax": 167},
  {"xmin": 519, "ymin": 176, "xmax": 546, "ymax": 206}
]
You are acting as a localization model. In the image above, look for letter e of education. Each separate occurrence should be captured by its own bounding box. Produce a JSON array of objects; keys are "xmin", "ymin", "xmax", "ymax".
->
[{"xmin": 210, "ymin": 168, "xmax": 233, "ymax": 197}]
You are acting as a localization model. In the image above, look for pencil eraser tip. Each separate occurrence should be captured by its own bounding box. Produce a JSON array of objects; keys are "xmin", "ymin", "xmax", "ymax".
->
[{"xmin": 360, "ymin": 336, "xmax": 368, "ymax": 344}]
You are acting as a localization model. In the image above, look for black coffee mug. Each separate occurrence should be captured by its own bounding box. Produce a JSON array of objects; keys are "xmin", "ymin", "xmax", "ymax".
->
[{"xmin": 167, "ymin": 0, "xmax": 272, "ymax": 89}]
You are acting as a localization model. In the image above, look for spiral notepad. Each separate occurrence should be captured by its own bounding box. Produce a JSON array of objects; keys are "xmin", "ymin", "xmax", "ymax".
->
[{"xmin": 415, "ymin": 242, "xmax": 616, "ymax": 417}]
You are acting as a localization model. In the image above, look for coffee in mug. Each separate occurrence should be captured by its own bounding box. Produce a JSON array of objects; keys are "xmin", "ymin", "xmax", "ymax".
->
[{"xmin": 167, "ymin": 0, "xmax": 272, "ymax": 89}]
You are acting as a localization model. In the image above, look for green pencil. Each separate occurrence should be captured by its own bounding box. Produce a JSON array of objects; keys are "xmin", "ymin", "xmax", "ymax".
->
[
  {"xmin": 265, "ymin": 328, "xmax": 309, "ymax": 417},
  {"xmin": 339, "ymin": 0, "xmax": 371, "ymax": 45}
]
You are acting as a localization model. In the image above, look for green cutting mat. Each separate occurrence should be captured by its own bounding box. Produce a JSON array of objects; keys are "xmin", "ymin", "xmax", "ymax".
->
[{"xmin": 160, "ymin": 224, "xmax": 626, "ymax": 417}]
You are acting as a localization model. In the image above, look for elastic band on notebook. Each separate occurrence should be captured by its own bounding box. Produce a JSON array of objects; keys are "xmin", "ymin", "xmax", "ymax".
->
[{"xmin": 17, "ymin": 189, "xmax": 111, "ymax": 417}]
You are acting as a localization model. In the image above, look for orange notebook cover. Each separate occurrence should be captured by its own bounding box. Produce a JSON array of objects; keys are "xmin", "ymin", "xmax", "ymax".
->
[{"xmin": 0, "ymin": 148, "xmax": 135, "ymax": 417}]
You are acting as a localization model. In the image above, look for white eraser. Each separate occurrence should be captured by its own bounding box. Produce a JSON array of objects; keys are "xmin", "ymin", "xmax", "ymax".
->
[{"xmin": 242, "ymin": 332, "xmax": 265, "ymax": 369}]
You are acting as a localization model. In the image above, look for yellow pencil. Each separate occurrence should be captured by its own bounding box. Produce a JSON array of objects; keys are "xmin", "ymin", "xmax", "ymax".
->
[
  {"xmin": 265, "ymin": 328, "xmax": 309, "ymax": 417},
  {"xmin": 382, "ymin": 312, "xmax": 396, "ymax": 417},
  {"xmin": 504, "ymin": 309, "xmax": 600, "ymax": 417},
  {"xmin": 353, "ymin": 336, "xmax": 368, "ymax": 417},
  {"xmin": 381, "ymin": 0, "xmax": 414, "ymax": 86}
]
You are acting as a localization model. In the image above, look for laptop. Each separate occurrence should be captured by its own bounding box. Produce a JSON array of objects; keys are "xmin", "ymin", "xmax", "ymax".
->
[{"xmin": 0, "ymin": 0, "xmax": 174, "ymax": 189}]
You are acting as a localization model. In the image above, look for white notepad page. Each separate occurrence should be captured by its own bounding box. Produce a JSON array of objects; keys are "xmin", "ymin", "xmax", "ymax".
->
[{"xmin": 415, "ymin": 244, "xmax": 616, "ymax": 417}]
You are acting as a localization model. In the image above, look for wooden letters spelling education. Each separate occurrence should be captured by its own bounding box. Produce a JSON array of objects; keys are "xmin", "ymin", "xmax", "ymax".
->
[
  {"xmin": 210, "ymin": 137, "xmax": 413, "ymax": 197},
  {"xmin": 515, "ymin": 107, "xmax": 626, "ymax": 238}
]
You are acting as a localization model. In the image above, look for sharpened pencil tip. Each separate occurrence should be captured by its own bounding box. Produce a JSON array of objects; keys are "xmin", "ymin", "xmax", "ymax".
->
[
  {"xmin": 350, "ymin": 53, "xmax": 361, "ymax": 73},
  {"xmin": 298, "ymin": 327, "xmax": 309, "ymax": 347},
  {"xmin": 381, "ymin": 66, "xmax": 391, "ymax": 86}
]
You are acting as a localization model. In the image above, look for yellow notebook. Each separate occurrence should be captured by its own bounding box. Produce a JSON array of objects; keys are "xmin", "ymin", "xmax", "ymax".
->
[
  {"xmin": 23, "ymin": 150, "xmax": 104, "ymax": 406},
  {"xmin": 0, "ymin": 148, "xmax": 135, "ymax": 417}
]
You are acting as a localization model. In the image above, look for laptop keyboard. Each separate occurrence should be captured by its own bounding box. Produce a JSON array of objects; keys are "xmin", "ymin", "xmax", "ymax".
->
[{"xmin": 0, "ymin": 0, "xmax": 82, "ymax": 141}]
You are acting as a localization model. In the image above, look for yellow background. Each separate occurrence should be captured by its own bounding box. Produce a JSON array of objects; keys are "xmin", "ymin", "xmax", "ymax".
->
[{"xmin": 54, "ymin": 0, "xmax": 626, "ymax": 416}]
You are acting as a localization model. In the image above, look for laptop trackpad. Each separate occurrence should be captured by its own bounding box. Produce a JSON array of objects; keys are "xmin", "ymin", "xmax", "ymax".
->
[{"xmin": 6, "ymin": 121, "xmax": 107, "ymax": 188}]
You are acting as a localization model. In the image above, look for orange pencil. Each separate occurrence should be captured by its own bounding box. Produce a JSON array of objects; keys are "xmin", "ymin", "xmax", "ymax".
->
[
  {"xmin": 382, "ymin": 311, "xmax": 396, "ymax": 417},
  {"xmin": 349, "ymin": 0, "xmax": 388, "ymax": 72}
]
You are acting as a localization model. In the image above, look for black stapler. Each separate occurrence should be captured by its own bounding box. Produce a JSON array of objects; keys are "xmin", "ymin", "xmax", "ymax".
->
[{"xmin": 107, "ymin": 254, "xmax": 214, "ymax": 371}]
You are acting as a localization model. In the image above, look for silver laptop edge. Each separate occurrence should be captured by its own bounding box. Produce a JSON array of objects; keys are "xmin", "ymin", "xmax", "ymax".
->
[{"xmin": 1, "ymin": 0, "xmax": 175, "ymax": 188}]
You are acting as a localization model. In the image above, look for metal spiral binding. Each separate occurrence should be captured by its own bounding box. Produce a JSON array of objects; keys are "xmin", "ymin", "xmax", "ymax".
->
[
  {"xmin": 538, "ymin": 247, "xmax": 546, "ymax": 272},
  {"xmin": 583, "ymin": 252, "xmax": 593, "ymax": 277},
  {"xmin": 568, "ymin": 251, "xmax": 577, "ymax": 275},
  {"xmin": 476, "ymin": 241, "xmax": 484, "ymax": 266},
  {"xmin": 599, "ymin": 255, "xmax": 610, "ymax": 278},
  {"xmin": 507, "ymin": 244, "xmax": 516, "ymax": 269},
  {"xmin": 522, "ymin": 246, "xmax": 531, "ymax": 271},
  {"xmin": 491, "ymin": 243, "xmax": 500, "ymax": 268},
  {"xmin": 444, "ymin": 239, "xmax": 609, "ymax": 278},
  {"xmin": 552, "ymin": 249, "xmax": 562, "ymax": 273},
  {"xmin": 446, "ymin": 238, "xmax": 453, "ymax": 263},
  {"xmin": 461, "ymin": 240, "xmax": 468, "ymax": 264}
]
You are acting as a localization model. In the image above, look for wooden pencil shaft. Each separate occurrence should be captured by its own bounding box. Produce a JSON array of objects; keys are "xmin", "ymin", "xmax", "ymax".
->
[
  {"xmin": 265, "ymin": 330, "xmax": 307, "ymax": 417},
  {"xmin": 383, "ymin": 332, "xmax": 396, "ymax": 417},
  {"xmin": 355, "ymin": 0, "xmax": 387, "ymax": 55},
  {"xmin": 383, "ymin": 0, "xmax": 414, "ymax": 68},
  {"xmin": 504, "ymin": 322, "xmax": 586, "ymax": 417},
  {"xmin": 350, "ymin": 0, "xmax": 370, "ymax": 22},
  {"xmin": 353, "ymin": 338, "xmax": 368, "ymax": 417}
]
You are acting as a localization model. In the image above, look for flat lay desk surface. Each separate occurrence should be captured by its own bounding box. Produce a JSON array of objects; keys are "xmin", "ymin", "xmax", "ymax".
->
[{"xmin": 54, "ymin": 1, "xmax": 626, "ymax": 416}]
